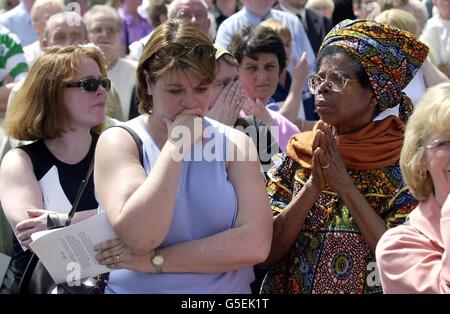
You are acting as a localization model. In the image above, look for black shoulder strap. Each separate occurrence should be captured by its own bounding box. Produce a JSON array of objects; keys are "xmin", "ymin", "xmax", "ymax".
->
[
  {"xmin": 64, "ymin": 156, "xmax": 95, "ymax": 227},
  {"xmin": 109, "ymin": 125, "xmax": 144, "ymax": 166}
]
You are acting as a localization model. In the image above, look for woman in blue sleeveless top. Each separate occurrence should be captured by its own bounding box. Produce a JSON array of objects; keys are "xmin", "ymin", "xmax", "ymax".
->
[{"xmin": 93, "ymin": 19, "xmax": 273, "ymax": 294}]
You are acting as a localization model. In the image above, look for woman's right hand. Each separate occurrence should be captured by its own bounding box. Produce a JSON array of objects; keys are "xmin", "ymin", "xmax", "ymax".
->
[
  {"xmin": 242, "ymin": 97, "xmax": 273, "ymax": 126},
  {"xmin": 207, "ymin": 80, "xmax": 243, "ymax": 126},
  {"xmin": 165, "ymin": 107, "xmax": 205, "ymax": 149},
  {"xmin": 307, "ymin": 122, "xmax": 327, "ymax": 194}
]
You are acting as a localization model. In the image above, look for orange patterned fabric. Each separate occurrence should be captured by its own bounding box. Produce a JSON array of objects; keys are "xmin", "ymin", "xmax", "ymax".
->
[
  {"xmin": 286, "ymin": 116, "xmax": 405, "ymax": 171},
  {"xmin": 261, "ymin": 153, "xmax": 418, "ymax": 294}
]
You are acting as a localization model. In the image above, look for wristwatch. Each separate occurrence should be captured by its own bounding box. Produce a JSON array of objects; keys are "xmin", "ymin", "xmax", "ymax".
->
[{"xmin": 151, "ymin": 249, "xmax": 164, "ymax": 273}]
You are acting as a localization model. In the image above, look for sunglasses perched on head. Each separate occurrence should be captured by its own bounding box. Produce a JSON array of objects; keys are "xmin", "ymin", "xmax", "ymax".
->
[
  {"xmin": 155, "ymin": 42, "xmax": 216, "ymax": 59},
  {"xmin": 64, "ymin": 78, "xmax": 111, "ymax": 92}
]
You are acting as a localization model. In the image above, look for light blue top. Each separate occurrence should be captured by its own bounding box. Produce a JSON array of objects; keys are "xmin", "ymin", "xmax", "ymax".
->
[
  {"xmin": 104, "ymin": 116, "xmax": 254, "ymax": 294},
  {"xmin": 215, "ymin": 7, "xmax": 316, "ymax": 74},
  {"xmin": 0, "ymin": 2, "xmax": 37, "ymax": 46}
]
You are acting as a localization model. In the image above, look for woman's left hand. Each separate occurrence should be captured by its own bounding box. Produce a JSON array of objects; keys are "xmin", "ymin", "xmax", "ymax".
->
[
  {"xmin": 94, "ymin": 238, "xmax": 151, "ymax": 272},
  {"xmin": 317, "ymin": 123, "xmax": 354, "ymax": 194},
  {"xmin": 16, "ymin": 209, "xmax": 59, "ymax": 249},
  {"xmin": 207, "ymin": 80, "xmax": 243, "ymax": 126},
  {"xmin": 242, "ymin": 97, "xmax": 273, "ymax": 126},
  {"xmin": 290, "ymin": 52, "xmax": 309, "ymax": 85}
]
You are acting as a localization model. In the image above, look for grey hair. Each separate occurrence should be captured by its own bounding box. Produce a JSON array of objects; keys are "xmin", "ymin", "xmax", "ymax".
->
[{"xmin": 83, "ymin": 4, "xmax": 122, "ymax": 31}]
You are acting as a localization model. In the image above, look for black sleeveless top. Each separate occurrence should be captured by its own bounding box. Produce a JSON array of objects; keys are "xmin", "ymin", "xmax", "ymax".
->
[
  {"xmin": 19, "ymin": 134, "xmax": 99, "ymax": 211},
  {"xmin": 2, "ymin": 134, "xmax": 99, "ymax": 293}
]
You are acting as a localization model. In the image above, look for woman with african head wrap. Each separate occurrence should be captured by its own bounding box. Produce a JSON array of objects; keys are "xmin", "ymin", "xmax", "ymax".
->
[{"xmin": 258, "ymin": 19, "xmax": 427, "ymax": 294}]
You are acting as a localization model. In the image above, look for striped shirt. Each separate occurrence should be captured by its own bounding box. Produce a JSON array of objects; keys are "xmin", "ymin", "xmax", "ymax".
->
[{"xmin": 0, "ymin": 25, "xmax": 28, "ymax": 84}]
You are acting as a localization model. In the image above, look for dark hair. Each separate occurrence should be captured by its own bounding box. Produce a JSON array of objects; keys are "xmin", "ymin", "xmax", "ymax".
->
[
  {"xmin": 317, "ymin": 45, "xmax": 372, "ymax": 90},
  {"xmin": 228, "ymin": 25, "xmax": 287, "ymax": 74}
]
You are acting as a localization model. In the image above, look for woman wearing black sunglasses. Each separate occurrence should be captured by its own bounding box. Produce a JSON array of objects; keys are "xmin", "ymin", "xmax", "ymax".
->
[
  {"xmin": 0, "ymin": 45, "xmax": 108, "ymax": 293},
  {"xmin": 93, "ymin": 19, "xmax": 273, "ymax": 294}
]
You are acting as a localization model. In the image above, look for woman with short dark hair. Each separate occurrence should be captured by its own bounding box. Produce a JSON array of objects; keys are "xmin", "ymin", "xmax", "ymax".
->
[{"xmin": 229, "ymin": 25, "xmax": 300, "ymax": 152}]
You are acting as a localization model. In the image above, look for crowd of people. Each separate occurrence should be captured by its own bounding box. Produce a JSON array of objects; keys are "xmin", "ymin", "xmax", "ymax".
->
[{"xmin": 0, "ymin": 0, "xmax": 449, "ymax": 294}]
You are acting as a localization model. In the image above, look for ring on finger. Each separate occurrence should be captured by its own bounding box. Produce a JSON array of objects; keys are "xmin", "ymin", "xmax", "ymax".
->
[{"xmin": 114, "ymin": 255, "xmax": 121, "ymax": 263}]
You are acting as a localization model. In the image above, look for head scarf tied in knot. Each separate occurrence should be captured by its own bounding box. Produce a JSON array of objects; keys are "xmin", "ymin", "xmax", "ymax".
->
[{"xmin": 319, "ymin": 19, "xmax": 429, "ymax": 122}]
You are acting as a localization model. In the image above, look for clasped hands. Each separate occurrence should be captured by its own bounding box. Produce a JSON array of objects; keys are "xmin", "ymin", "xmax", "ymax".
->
[{"xmin": 307, "ymin": 121, "xmax": 354, "ymax": 195}]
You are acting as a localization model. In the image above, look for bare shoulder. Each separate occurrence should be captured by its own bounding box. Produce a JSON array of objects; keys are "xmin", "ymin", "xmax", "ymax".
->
[
  {"xmin": 96, "ymin": 126, "xmax": 141, "ymax": 160},
  {"xmin": 1, "ymin": 148, "xmax": 33, "ymax": 172},
  {"xmin": 0, "ymin": 148, "xmax": 37, "ymax": 190},
  {"xmin": 95, "ymin": 125, "xmax": 147, "ymax": 191}
]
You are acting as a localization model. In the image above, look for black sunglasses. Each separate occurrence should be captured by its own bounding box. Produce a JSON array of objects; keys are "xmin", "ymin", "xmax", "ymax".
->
[{"xmin": 64, "ymin": 78, "xmax": 111, "ymax": 92}]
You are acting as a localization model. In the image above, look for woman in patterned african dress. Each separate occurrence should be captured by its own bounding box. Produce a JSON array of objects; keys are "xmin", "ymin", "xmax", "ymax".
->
[{"xmin": 258, "ymin": 19, "xmax": 428, "ymax": 294}]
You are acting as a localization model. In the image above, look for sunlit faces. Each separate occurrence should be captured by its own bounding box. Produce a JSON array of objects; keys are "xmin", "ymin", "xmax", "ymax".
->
[
  {"xmin": 175, "ymin": 0, "xmax": 211, "ymax": 35},
  {"xmin": 87, "ymin": 15, "xmax": 121, "ymax": 45},
  {"xmin": 314, "ymin": 53, "xmax": 375, "ymax": 135},
  {"xmin": 45, "ymin": 17, "xmax": 87, "ymax": 47},
  {"xmin": 210, "ymin": 59, "xmax": 239, "ymax": 108},
  {"xmin": 63, "ymin": 57, "xmax": 107, "ymax": 129},
  {"xmin": 238, "ymin": 53, "xmax": 280, "ymax": 103},
  {"xmin": 87, "ymin": 14, "xmax": 121, "ymax": 61},
  {"xmin": 146, "ymin": 68, "xmax": 213, "ymax": 120},
  {"xmin": 424, "ymin": 131, "xmax": 450, "ymax": 204},
  {"xmin": 31, "ymin": 4, "xmax": 64, "ymax": 41}
]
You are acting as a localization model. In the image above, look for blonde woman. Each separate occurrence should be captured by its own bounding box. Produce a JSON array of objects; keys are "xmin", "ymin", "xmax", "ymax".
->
[{"xmin": 376, "ymin": 83, "xmax": 450, "ymax": 293}]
